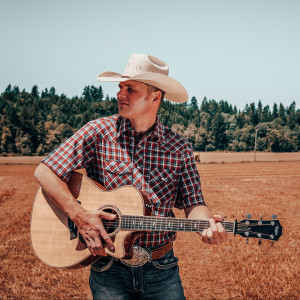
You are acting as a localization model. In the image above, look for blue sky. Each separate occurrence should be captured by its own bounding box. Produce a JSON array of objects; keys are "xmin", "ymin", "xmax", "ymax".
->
[{"xmin": 1, "ymin": 0, "xmax": 299, "ymax": 110}]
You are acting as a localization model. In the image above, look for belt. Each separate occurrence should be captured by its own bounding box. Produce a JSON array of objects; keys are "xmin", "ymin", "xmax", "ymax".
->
[
  {"xmin": 120, "ymin": 242, "xmax": 173, "ymax": 267},
  {"xmin": 151, "ymin": 242, "xmax": 173, "ymax": 260}
]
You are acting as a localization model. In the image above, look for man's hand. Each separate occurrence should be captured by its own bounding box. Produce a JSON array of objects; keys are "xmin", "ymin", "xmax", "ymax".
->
[
  {"xmin": 201, "ymin": 215, "xmax": 228, "ymax": 245},
  {"xmin": 74, "ymin": 210, "xmax": 116, "ymax": 256}
]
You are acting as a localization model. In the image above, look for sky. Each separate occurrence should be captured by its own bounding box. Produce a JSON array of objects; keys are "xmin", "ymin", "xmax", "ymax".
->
[{"xmin": 1, "ymin": 0, "xmax": 299, "ymax": 110}]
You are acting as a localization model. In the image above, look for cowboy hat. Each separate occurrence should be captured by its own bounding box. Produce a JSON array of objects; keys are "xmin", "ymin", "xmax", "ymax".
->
[{"xmin": 97, "ymin": 54, "xmax": 188, "ymax": 103}]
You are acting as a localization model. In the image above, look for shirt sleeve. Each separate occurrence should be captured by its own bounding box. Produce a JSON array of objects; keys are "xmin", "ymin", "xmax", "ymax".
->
[
  {"xmin": 175, "ymin": 143, "xmax": 205, "ymax": 209},
  {"xmin": 42, "ymin": 121, "xmax": 96, "ymax": 182}
]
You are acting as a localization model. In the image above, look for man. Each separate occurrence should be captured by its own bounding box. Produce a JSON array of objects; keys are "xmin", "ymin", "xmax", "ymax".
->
[{"xmin": 35, "ymin": 54, "xmax": 228, "ymax": 299}]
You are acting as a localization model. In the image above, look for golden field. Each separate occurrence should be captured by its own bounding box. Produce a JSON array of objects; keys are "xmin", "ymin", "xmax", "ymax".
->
[{"xmin": 0, "ymin": 154, "xmax": 299, "ymax": 299}]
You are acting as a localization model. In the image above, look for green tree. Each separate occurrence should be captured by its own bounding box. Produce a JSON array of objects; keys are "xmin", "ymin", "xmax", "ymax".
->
[
  {"xmin": 272, "ymin": 103, "xmax": 278, "ymax": 119},
  {"xmin": 200, "ymin": 97, "xmax": 209, "ymax": 113},
  {"xmin": 257, "ymin": 100, "xmax": 263, "ymax": 123},
  {"xmin": 287, "ymin": 112, "xmax": 296, "ymax": 129},
  {"xmin": 235, "ymin": 113, "xmax": 246, "ymax": 129},
  {"xmin": 4, "ymin": 84, "xmax": 12, "ymax": 93},
  {"xmin": 249, "ymin": 103, "xmax": 258, "ymax": 126},
  {"xmin": 208, "ymin": 99, "xmax": 219, "ymax": 116},
  {"xmin": 49, "ymin": 87, "xmax": 56, "ymax": 97},
  {"xmin": 13, "ymin": 85, "xmax": 20, "ymax": 97},
  {"xmin": 3, "ymin": 84, "xmax": 15, "ymax": 101},
  {"xmin": 262, "ymin": 105, "xmax": 271, "ymax": 122},
  {"xmin": 190, "ymin": 96, "xmax": 198, "ymax": 109},
  {"xmin": 287, "ymin": 101, "xmax": 296, "ymax": 115},
  {"xmin": 31, "ymin": 85, "xmax": 39, "ymax": 98},
  {"xmin": 278, "ymin": 103, "xmax": 286, "ymax": 122},
  {"xmin": 82, "ymin": 86, "xmax": 91, "ymax": 101},
  {"xmin": 211, "ymin": 112, "xmax": 227, "ymax": 150},
  {"xmin": 41, "ymin": 88, "xmax": 49, "ymax": 98}
]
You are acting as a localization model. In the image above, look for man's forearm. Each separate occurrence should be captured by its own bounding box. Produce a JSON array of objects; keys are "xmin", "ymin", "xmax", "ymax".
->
[
  {"xmin": 184, "ymin": 204, "xmax": 213, "ymax": 220},
  {"xmin": 34, "ymin": 163, "xmax": 84, "ymax": 220}
]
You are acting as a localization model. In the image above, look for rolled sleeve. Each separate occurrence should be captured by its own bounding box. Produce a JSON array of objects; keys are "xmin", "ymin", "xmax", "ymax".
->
[
  {"xmin": 42, "ymin": 121, "xmax": 96, "ymax": 182},
  {"xmin": 175, "ymin": 144, "xmax": 205, "ymax": 209}
]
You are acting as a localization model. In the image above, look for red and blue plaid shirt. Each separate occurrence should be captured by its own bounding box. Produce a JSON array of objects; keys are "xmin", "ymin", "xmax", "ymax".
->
[{"xmin": 43, "ymin": 115, "xmax": 205, "ymax": 248}]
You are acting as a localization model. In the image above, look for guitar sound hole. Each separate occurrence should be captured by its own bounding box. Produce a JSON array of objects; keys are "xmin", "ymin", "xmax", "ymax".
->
[{"xmin": 102, "ymin": 207, "xmax": 120, "ymax": 235}]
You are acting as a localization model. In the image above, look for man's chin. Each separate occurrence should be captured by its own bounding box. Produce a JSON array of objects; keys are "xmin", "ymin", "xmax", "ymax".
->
[{"xmin": 118, "ymin": 110, "xmax": 129, "ymax": 118}]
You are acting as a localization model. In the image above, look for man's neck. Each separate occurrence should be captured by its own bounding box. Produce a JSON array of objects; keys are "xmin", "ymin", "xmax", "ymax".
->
[{"xmin": 128, "ymin": 116, "xmax": 156, "ymax": 134}]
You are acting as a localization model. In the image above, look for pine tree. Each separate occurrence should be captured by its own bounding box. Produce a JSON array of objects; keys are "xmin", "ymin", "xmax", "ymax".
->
[
  {"xmin": 82, "ymin": 86, "xmax": 91, "ymax": 101},
  {"xmin": 249, "ymin": 102, "xmax": 258, "ymax": 126},
  {"xmin": 13, "ymin": 85, "xmax": 20, "ymax": 96},
  {"xmin": 49, "ymin": 87, "xmax": 56, "ymax": 97},
  {"xmin": 31, "ymin": 85, "xmax": 39, "ymax": 98},
  {"xmin": 200, "ymin": 97, "xmax": 209, "ymax": 113},
  {"xmin": 257, "ymin": 100, "xmax": 263, "ymax": 123},
  {"xmin": 190, "ymin": 96, "xmax": 198, "ymax": 109},
  {"xmin": 98, "ymin": 86, "xmax": 104, "ymax": 101},
  {"xmin": 278, "ymin": 103, "xmax": 286, "ymax": 122},
  {"xmin": 211, "ymin": 112, "xmax": 227, "ymax": 150},
  {"xmin": 41, "ymin": 88, "xmax": 49, "ymax": 98},
  {"xmin": 262, "ymin": 105, "xmax": 271, "ymax": 122},
  {"xmin": 272, "ymin": 103, "xmax": 278, "ymax": 119},
  {"xmin": 4, "ymin": 84, "xmax": 12, "ymax": 94}
]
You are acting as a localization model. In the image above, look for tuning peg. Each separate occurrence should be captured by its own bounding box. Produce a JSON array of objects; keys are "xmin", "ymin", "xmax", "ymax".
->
[
  {"xmin": 258, "ymin": 238, "xmax": 262, "ymax": 245},
  {"xmin": 246, "ymin": 214, "xmax": 252, "ymax": 219},
  {"xmin": 260, "ymin": 214, "xmax": 263, "ymax": 220},
  {"xmin": 246, "ymin": 238, "xmax": 249, "ymax": 244},
  {"xmin": 271, "ymin": 241, "xmax": 274, "ymax": 247},
  {"xmin": 271, "ymin": 214, "xmax": 277, "ymax": 219}
]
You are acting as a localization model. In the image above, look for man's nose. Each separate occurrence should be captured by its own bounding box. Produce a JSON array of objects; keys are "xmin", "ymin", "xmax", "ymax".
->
[{"xmin": 117, "ymin": 89, "xmax": 126, "ymax": 99}]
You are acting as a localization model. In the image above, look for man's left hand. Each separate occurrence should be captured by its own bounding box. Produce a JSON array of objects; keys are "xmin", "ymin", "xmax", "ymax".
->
[{"xmin": 201, "ymin": 215, "xmax": 228, "ymax": 244}]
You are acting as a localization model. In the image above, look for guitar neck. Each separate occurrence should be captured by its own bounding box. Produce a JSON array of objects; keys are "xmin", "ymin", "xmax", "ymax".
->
[{"xmin": 121, "ymin": 215, "xmax": 235, "ymax": 233}]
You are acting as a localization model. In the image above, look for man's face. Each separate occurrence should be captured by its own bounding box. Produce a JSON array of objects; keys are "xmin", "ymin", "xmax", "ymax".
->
[{"xmin": 117, "ymin": 80, "xmax": 154, "ymax": 119}]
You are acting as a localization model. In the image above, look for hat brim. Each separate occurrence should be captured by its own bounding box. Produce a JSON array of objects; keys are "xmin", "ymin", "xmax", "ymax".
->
[{"xmin": 97, "ymin": 71, "xmax": 188, "ymax": 103}]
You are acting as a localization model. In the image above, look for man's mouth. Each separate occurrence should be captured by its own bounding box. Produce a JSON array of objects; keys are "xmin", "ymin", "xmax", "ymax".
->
[{"xmin": 118, "ymin": 101, "xmax": 129, "ymax": 106}]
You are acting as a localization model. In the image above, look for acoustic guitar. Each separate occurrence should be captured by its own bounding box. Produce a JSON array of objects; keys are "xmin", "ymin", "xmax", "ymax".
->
[{"xmin": 30, "ymin": 171, "xmax": 283, "ymax": 269}]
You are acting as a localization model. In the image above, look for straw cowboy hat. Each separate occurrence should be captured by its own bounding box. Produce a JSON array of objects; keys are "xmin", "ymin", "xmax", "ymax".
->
[{"xmin": 97, "ymin": 54, "xmax": 188, "ymax": 103}]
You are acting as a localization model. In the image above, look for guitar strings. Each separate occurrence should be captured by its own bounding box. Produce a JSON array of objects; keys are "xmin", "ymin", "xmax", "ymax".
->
[
  {"xmin": 100, "ymin": 216, "xmax": 274, "ymax": 238},
  {"xmin": 101, "ymin": 216, "xmax": 236, "ymax": 232}
]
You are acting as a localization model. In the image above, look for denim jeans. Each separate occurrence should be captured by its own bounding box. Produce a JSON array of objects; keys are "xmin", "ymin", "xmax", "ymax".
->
[{"xmin": 89, "ymin": 249, "xmax": 185, "ymax": 300}]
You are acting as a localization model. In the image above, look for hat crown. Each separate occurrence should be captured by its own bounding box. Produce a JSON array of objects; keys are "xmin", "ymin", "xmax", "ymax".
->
[{"xmin": 122, "ymin": 54, "xmax": 169, "ymax": 77}]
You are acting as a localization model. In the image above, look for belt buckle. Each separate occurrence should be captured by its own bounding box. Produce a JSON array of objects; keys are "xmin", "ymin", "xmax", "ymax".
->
[{"xmin": 120, "ymin": 246, "xmax": 150, "ymax": 267}]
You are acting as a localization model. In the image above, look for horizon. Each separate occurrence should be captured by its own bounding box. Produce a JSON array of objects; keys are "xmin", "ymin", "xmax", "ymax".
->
[{"xmin": 1, "ymin": 82, "xmax": 297, "ymax": 112}]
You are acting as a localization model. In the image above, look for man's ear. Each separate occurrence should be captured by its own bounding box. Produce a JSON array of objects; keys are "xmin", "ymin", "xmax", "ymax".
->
[{"xmin": 152, "ymin": 90, "xmax": 162, "ymax": 104}]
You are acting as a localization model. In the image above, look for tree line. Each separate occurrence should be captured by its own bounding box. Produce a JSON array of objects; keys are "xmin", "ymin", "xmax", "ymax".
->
[{"xmin": 0, "ymin": 84, "xmax": 299, "ymax": 155}]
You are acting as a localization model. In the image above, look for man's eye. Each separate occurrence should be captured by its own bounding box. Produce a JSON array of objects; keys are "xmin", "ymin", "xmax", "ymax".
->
[{"xmin": 128, "ymin": 88, "xmax": 134, "ymax": 92}]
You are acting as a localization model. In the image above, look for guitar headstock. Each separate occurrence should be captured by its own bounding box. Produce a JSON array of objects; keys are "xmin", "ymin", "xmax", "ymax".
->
[{"xmin": 235, "ymin": 214, "xmax": 283, "ymax": 245}]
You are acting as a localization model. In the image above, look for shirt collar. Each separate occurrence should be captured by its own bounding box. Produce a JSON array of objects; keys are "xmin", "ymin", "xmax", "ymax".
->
[{"xmin": 117, "ymin": 116, "xmax": 165, "ymax": 144}]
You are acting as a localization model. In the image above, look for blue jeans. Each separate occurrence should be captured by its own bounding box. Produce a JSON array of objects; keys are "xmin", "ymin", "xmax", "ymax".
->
[{"xmin": 89, "ymin": 249, "xmax": 185, "ymax": 300}]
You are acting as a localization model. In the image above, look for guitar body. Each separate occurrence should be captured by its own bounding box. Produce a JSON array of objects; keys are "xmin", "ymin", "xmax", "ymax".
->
[{"xmin": 31, "ymin": 172, "xmax": 150, "ymax": 269}]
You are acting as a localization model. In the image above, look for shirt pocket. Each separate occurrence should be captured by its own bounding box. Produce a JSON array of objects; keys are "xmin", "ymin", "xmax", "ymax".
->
[
  {"xmin": 148, "ymin": 168, "xmax": 178, "ymax": 207},
  {"xmin": 104, "ymin": 160, "xmax": 133, "ymax": 190}
]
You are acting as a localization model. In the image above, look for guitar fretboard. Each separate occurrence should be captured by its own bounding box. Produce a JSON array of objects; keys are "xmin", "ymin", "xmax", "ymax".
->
[{"xmin": 120, "ymin": 215, "xmax": 235, "ymax": 233}]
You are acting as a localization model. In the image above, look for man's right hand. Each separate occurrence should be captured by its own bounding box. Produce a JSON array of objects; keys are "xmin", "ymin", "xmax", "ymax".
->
[{"xmin": 73, "ymin": 209, "xmax": 117, "ymax": 256}]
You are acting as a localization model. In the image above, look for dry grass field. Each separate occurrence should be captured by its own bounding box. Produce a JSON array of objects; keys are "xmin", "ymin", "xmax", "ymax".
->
[{"xmin": 0, "ymin": 154, "xmax": 299, "ymax": 299}]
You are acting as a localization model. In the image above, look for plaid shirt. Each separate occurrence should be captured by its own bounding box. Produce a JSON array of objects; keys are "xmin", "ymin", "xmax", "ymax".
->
[{"xmin": 43, "ymin": 115, "xmax": 205, "ymax": 248}]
